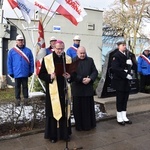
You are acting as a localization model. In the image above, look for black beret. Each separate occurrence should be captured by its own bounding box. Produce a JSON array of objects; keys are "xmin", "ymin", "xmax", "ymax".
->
[{"xmin": 116, "ymin": 41, "xmax": 126, "ymax": 46}]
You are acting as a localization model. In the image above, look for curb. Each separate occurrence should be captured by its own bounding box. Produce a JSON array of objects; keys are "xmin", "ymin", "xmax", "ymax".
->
[{"xmin": 0, "ymin": 110, "xmax": 150, "ymax": 141}]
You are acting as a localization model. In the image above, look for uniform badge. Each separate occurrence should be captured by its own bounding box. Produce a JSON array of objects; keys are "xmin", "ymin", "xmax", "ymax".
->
[{"xmin": 113, "ymin": 57, "xmax": 115, "ymax": 60}]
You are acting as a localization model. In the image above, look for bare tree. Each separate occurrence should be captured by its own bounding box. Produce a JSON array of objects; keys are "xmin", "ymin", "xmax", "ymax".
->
[{"xmin": 103, "ymin": 0, "xmax": 150, "ymax": 54}]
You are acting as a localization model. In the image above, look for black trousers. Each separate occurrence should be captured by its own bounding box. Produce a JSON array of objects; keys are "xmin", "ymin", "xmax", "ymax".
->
[
  {"xmin": 15, "ymin": 77, "xmax": 28, "ymax": 99},
  {"xmin": 116, "ymin": 90, "xmax": 129, "ymax": 112},
  {"xmin": 140, "ymin": 74, "xmax": 150, "ymax": 92}
]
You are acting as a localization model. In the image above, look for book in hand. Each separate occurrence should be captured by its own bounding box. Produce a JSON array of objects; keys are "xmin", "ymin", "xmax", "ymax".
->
[{"xmin": 54, "ymin": 60, "xmax": 79, "ymax": 76}]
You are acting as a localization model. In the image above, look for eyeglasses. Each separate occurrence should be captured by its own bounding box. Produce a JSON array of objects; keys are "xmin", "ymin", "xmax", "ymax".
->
[
  {"xmin": 55, "ymin": 48, "xmax": 64, "ymax": 50},
  {"xmin": 74, "ymin": 40, "xmax": 80, "ymax": 41}
]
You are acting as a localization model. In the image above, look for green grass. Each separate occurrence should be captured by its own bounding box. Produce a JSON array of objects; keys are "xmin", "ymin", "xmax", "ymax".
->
[{"xmin": 0, "ymin": 88, "xmax": 15, "ymax": 102}]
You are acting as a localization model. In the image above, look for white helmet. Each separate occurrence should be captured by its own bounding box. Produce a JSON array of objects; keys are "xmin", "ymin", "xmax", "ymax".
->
[{"xmin": 73, "ymin": 35, "xmax": 81, "ymax": 41}]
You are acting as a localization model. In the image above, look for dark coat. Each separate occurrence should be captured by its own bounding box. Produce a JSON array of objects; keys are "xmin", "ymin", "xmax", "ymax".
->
[
  {"xmin": 111, "ymin": 50, "xmax": 130, "ymax": 91},
  {"xmin": 38, "ymin": 52, "xmax": 72, "ymax": 140},
  {"xmin": 38, "ymin": 52, "xmax": 66, "ymax": 117},
  {"xmin": 71, "ymin": 56, "xmax": 98, "ymax": 96}
]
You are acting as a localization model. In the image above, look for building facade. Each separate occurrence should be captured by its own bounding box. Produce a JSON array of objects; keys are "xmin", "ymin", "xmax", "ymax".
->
[{"xmin": 0, "ymin": 8, "xmax": 103, "ymax": 87}]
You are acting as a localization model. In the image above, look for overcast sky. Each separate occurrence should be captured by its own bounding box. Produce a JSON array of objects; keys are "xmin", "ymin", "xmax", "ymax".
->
[{"xmin": 2, "ymin": 0, "xmax": 113, "ymax": 18}]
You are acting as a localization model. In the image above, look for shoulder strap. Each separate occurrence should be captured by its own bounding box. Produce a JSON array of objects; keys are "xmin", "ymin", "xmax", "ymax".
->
[
  {"xmin": 140, "ymin": 54, "xmax": 150, "ymax": 64},
  {"xmin": 13, "ymin": 46, "xmax": 30, "ymax": 63},
  {"xmin": 71, "ymin": 45, "xmax": 78, "ymax": 51}
]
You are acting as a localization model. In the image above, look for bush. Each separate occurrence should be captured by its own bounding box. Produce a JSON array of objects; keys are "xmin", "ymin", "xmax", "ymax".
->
[{"xmin": 28, "ymin": 76, "xmax": 45, "ymax": 93}]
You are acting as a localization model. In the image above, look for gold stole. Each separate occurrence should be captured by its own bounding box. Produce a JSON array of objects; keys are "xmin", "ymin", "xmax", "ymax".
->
[{"xmin": 44, "ymin": 54, "xmax": 72, "ymax": 122}]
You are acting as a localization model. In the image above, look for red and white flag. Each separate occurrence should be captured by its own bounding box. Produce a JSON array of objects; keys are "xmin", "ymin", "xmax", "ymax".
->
[
  {"xmin": 7, "ymin": 0, "xmax": 18, "ymax": 9},
  {"xmin": 56, "ymin": 0, "xmax": 87, "ymax": 25},
  {"xmin": 8, "ymin": 0, "xmax": 34, "ymax": 24},
  {"xmin": 34, "ymin": 0, "xmax": 56, "ymax": 17},
  {"xmin": 35, "ymin": 19, "xmax": 46, "ymax": 75}
]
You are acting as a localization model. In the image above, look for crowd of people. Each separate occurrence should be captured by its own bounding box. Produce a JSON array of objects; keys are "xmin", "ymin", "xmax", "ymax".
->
[
  {"xmin": 7, "ymin": 34, "xmax": 98, "ymax": 143},
  {"xmin": 7, "ymin": 34, "xmax": 150, "ymax": 143}
]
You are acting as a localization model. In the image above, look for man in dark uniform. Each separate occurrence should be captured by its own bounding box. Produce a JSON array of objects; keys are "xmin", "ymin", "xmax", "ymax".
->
[
  {"xmin": 39, "ymin": 40, "xmax": 72, "ymax": 143},
  {"xmin": 111, "ymin": 41, "xmax": 132, "ymax": 126}
]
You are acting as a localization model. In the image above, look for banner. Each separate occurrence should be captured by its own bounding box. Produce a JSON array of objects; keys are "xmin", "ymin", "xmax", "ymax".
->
[
  {"xmin": 7, "ymin": 0, "xmax": 18, "ymax": 9},
  {"xmin": 56, "ymin": 0, "xmax": 87, "ymax": 25},
  {"xmin": 34, "ymin": 0, "xmax": 56, "ymax": 16},
  {"xmin": 16, "ymin": 0, "xmax": 35, "ymax": 24}
]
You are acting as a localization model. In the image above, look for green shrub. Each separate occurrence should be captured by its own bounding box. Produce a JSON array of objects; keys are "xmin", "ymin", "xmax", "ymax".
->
[{"xmin": 28, "ymin": 77, "xmax": 45, "ymax": 92}]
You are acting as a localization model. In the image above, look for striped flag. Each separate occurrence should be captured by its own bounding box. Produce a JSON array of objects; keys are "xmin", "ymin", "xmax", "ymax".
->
[
  {"xmin": 35, "ymin": 19, "xmax": 46, "ymax": 75},
  {"xmin": 7, "ymin": 0, "xmax": 18, "ymax": 9},
  {"xmin": 56, "ymin": 0, "xmax": 87, "ymax": 25},
  {"xmin": 34, "ymin": 0, "xmax": 56, "ymax": 16}
]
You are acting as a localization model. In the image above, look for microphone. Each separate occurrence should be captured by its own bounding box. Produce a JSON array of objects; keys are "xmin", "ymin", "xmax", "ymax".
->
[{"xmin": 61, "ymin": 51, "xmax": 65, "ymax": 58}]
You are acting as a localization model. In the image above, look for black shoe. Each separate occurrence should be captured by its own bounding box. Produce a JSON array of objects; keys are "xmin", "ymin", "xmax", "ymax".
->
[
  {"xmin": 50, "ymin": 139, "xmax": 57, "ymax": 143},
  {"xmin": 15, "ymin": 99, "xmax": 21, "ymax": 107},
  {"xmin": 117, "ymin": 121, "xmax": 125, "ymax": 126},
  {"xmin": 125, "ymin": 120, "xmax": 132, "ymax": 124},
  {"xmin": 24, "ymin": 98, "xmax": 29, "ymax": 106}
]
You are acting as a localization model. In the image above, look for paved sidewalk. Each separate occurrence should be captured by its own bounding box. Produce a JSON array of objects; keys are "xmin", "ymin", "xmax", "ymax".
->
[{"xmin": 1, "ymin": 112, "xmax": 150, "ymax": 150}]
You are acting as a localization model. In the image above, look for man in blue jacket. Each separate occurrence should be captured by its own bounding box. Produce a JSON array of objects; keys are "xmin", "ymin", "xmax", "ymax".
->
[
  {"xmin": 138, "ymin": 48, "xmax": 150, "ymax": 93},
  {"xmin": 66, "ymin": 35, "xmax": 81, "ymax": 58},
  {"xmin": 7, "ymin": 35, "xmax": 34, "ymax": 106},
  {"xmin": 45, "ymin": 36, "xmax": 57, "ymax": 55}
]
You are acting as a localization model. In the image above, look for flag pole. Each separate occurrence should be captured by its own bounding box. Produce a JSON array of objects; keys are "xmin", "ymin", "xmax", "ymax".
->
[
  {"xmin": 42, "ymin": 0, "xmax": 56, "ymax": 24},
  {"xmin": 43, "ymin": 11, "xmax": 56, "ymax": 29},
  {"xmin": 29, "ymin": 16, "xmax": 46, "ymax": 94}
]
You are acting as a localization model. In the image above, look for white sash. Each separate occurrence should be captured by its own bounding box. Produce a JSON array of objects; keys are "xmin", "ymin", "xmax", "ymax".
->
[
  {"xmin": 141, "ymin": 54, "xmax": 150, "ymax": 64},
  {"xmin": 13, "ymin": 46, "xmax": 30, "ymax": 63}
]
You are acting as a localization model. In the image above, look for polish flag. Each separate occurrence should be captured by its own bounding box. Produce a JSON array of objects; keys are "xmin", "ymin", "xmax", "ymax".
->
[
  {"xmin": 35, "ymin": 19, "xmax": 46, "ymax": 75},
  {"xmin": 56, "ymin": 0, "xmax": 87, "ymax": 25},
  {"xmin": 7, "ymin": 0, "xmax": 18, "ymax": 9},
  {"xmin": 34, "ymin": 0, "xmax": 56, "ymax": 17}
]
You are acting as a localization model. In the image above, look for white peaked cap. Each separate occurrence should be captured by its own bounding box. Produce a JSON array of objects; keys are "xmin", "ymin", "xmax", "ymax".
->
[
  {"xmin": 73, "ymin": 35, "xmax": 81, "ymax": 40},
  {"xmin": 50, "ymin": 36, "xmax": 57, "ymax": 41},
  {"xmin": 16, "ymin": 34, "xmax": 24, "ymax": 40},
  {"xmin": 142, "ymin": 46, "xmax": 150, "ymax": 52}
]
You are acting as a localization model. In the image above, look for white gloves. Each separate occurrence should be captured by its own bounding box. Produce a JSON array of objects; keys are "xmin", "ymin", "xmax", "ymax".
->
[
  {"xmin": 126, "ymin": 74, "xmax": 132, "ymax": 80},
  {"xmin": 126, "ymin": 59, "xmax": 132, "ymax": 66}
]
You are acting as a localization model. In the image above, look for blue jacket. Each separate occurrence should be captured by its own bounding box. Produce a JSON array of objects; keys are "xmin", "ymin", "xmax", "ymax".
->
[
  {"xmin": 7, "ymin": 45, "xmax": 34, "ymax": 78},
  {"xmin": 138, "ymin": 54, "xmax": 150, "ymax": 75},
  {"xmin": 66, "ymin": 43, "xmax": 79, "ymax": 58},
  {"xmin": 46, "ymin": 46, "xmax": 53, "ymax": 55}
]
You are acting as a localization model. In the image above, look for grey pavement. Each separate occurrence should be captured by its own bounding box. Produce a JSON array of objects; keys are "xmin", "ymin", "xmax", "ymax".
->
[{"xmin": 1, "ymin": 112, "xmax": 150, "ymax": 150}]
